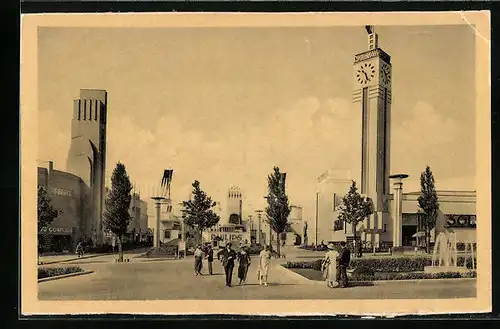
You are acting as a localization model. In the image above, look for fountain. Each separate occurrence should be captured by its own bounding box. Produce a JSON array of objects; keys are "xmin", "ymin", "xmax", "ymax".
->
[{"xmin": 424, "ymin": 231, "xmax": 474, "ymax": 273}]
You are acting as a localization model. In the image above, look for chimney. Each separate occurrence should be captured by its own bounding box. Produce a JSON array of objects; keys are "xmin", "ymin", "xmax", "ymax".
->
[{"xmin": 48, "ymin": 161, "xmax": 54, "ymax": 180}]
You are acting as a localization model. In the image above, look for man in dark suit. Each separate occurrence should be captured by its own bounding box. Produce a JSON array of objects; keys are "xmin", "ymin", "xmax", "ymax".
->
[
  {"xmin": 217, "ymin": 242, "xmax": 237, "ymax": 287},
  {"xmin": 336, "ymin": 241, "xmax": 351, "ymax": 288},
  {"xmin": 205, "ymin": 244, "xmax": 214, "ymax": 275}
]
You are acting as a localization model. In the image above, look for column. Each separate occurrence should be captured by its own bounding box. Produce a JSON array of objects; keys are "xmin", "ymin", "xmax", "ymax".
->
[
  {"xmin": 257, "ymin": 214, "xmax": 261, "ymax": 245},
  {"xmin": 390, "ymin": 174, "xmax": 407, "ymax": 248},
  {"xmin": 155, "ymin": 201, "xmax": 161, "ymax": 248}
]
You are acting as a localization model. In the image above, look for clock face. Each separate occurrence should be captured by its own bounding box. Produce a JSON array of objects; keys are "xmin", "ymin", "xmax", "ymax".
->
[
  {"xmin": 356, "ymin": 62, "xmax": 376, "ymax": 85},
  {"xmin": 381, "ymin": 63, "xmax": 392, "ymax": 85}
]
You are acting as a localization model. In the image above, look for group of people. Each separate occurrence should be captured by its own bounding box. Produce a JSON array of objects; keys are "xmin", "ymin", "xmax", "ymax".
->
[
  {"xmin": 192, "ymin": 243, "xmax": 273, "ymax": 287},
  {"xmin": 321, "ymin": 241, "xmax": 351, "ymax": 288}
]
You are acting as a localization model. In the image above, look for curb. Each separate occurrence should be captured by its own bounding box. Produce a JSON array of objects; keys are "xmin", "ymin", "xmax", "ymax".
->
[
  {"xmin": 39, "ymin": 254, "xmax": 111, "ymax": 265},
  {"xmin": 136, "ymin": 258, "xmax": 180, "ymax": 262},
  {"xmin": 276, "ymin": 264, "xmax": 321, "ymax": 285},
  {"xmin": 38, "ymin": 270, "xmax": 94, "ymax": 283}
]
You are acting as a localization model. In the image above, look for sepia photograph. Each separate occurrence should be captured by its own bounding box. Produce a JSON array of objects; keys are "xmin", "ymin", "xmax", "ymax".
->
[{"xmin": 20, "ymin": 11, "xmax": 491, "ymax": 315}]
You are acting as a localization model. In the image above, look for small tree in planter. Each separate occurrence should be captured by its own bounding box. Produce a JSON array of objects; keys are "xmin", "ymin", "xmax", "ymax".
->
[
  {"xmin": 181, "ymin": 180, "xmax": 220, "ymax": 245},
  {"xmin": 417, "ymin": 166, "xmax": 440, "ymax": 254},
  {"xmin": 103, "ymin": 162, "xmax": 133, "ymax": 262},
  {"xmin": 337, "ymin": 181, "xmax": 373, "ymax": 256}
]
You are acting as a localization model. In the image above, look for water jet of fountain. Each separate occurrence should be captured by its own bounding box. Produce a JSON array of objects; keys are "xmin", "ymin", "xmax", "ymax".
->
[{"xmin": 424, "ymin": 231, "xmax": 470, "ymax": 274}]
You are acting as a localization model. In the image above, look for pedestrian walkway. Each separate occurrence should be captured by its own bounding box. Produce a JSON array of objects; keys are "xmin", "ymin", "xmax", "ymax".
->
[{"xmin": 38, "ymin": 255, "xmax": 476, "ymax": 300}]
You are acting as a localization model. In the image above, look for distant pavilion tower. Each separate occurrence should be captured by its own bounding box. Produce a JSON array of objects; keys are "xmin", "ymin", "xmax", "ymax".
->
[
  {"xmin": 227, "ymin": 186, "xmax": 243, "ymax": 225},
  {"xmin": 66, "ymin": 89, "xmax": 108, "ymax": 245}
]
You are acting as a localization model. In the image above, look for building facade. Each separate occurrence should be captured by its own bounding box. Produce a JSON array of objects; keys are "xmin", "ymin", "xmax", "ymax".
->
[{"xmin": 38, "ymin": 162, "xmax": 90, "ymax": 252}]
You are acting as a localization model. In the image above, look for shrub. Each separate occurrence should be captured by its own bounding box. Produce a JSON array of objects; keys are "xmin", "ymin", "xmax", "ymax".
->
[
  {"xmin": 144, "ymin": 244, "xmax": 178, "ymax": 257},
  {"xmin": 247, "ymin": 245, "xmax": 263, "ymax": 255},
  {"xmin": 284, "ymin": 255, "xmax": 477, "ymax": 273},
  {"xmin": 351, "ymin": 265, "xmax": 375, "ymax": 276},
  {"xmin": 38, "ymin": 266, "xmax": 83, "ymax": 279},
  {"xmin": 350, "ymin": 271, "xmax": 476, "ymax": 282}
]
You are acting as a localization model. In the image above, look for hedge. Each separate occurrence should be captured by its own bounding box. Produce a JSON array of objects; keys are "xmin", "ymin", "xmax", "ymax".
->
[
  {"xmin": 142, "ymin": 244, "xmax": 179, "ymax": 258},
  {"xmin": 38, "ymin": 266, "xmax": 83, "ymax": 279},
  {"xmin": 283, "ymin": 256, "xmax": 477, "ymax": 273},
  {"xmin": 350, "ymin": 271, "xmax": 476, "ymax": 282}
]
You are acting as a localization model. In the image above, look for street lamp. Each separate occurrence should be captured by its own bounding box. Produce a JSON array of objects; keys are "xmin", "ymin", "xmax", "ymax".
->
[
  {"xmin": 151, "ymin": 196, "xmax": 166, "ymax": 249},
  {"xmin": 255, "ymin": 210, "xmax": 263, "ymax": 245}
]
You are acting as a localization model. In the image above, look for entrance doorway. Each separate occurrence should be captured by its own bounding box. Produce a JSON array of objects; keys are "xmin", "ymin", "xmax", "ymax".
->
[{"xmin": 402, "ymin": 225, "xmax": 417, "ymax": 247}]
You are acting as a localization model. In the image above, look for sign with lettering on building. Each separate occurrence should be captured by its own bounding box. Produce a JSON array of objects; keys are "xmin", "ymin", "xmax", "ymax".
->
[
  {"xmin": 445, "ymin": 215, "xmax": 476, "ymax": 228},
  {"xmin": 39, "ymin": 226, "xmax": 73, "ymax": 235},
  {"xmin": 52, "ymin": 187, "xmax": 73, "ymax": 197},
  {"xmin": 203, "ymin": 231, "xmax": 250, "ymax": 245}
]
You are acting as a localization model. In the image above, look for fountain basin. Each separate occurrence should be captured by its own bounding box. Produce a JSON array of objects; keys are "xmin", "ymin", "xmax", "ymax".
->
[{"xmin": 424, "ymin": 266, "xmax": 471, "ymax": 274}]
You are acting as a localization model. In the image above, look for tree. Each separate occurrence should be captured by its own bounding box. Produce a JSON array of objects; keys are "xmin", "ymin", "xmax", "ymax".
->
[
  {"xmin": 337, "ymin": 181, "xmax": 373, "ymax": 249},
  {"xmin": 181, "ymin": 180, "xmax": 220, "ymax": 245},
  {"xmin": 38, "ymin": 185, "xmax": 62, "ymax": 229},
  {"xmin": 265, "ymin": 166, "xmax": 291, "ymax": 257},
  {"xmin": 37, "ymin": 186, "xmax": 62, "ymax": 255},
  {"xmin": 103, "ymin": 162, "xmax": 133, "ymax": 262},
  {"xmin": 417, "ymin": 166, "xmax": 440, "ymax": 254}
]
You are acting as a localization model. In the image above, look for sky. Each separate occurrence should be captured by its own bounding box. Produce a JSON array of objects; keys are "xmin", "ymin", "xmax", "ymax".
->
[{"xmin": 37, "ymin": 25, "xmax": 476, "ymax": 227}]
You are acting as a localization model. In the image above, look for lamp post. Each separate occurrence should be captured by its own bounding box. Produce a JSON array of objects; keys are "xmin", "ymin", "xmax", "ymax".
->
[
  {"xmin": 151, "ymin": 196, "xmax": 166, "ymax": 248},
  {"xmin": 315, "ymin": 192, "xmax": 319, "ymax": 246},
  {"xmin": 255, "ymin": 210, "xmax": 263, "ymax": 245}
]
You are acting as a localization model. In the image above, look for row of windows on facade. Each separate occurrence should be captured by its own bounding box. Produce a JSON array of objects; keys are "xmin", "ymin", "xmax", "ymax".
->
[{"xmin": 77, "ymin": 100, "xmax": 104, "ymax": 121}]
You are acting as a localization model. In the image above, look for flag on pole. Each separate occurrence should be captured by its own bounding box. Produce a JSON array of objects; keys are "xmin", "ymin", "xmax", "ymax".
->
[{"xmin": 161, "ymin": 169, "xmax": 174, "ymax": 198}]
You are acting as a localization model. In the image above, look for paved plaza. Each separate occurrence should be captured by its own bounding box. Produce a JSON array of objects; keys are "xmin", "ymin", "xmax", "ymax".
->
[{"xmin": 38, "ymin": 253, "xmax": 476, "ymax": 300}]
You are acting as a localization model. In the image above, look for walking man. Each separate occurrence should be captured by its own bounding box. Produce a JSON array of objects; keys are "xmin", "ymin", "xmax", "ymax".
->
[
  {"xmin": 336, "ymin": 241, "xmax": 351, "ymax": 288},
  {"xmin": 218, "ymin": 242, "xmax": 237, "ymax": 287},
  {"xmin": 205, "ymin": 244, "xmax": 214, "ymax": 275}
]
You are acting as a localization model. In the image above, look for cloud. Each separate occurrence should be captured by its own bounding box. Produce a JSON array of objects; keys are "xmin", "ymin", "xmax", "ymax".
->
[
  {"xmin": 38, "ymin": 110, "xmax": 71, "ymax": 170},
  {"xmin": 41, "ymin": 96, "xmax": 474, "ymax": 225},
  {"xmin": 391, "ymin": 101, "xmax": 472, "ymax": 190}
]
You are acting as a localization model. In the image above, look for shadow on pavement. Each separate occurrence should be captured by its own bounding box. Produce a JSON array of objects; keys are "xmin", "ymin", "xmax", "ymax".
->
[
  {"xmin": 351, "ymin": 281, "xmax": 375, "ymax": 287},
  {"xmin": 228, "ymin": 283, "xmax": 297, "ymax": 287}
]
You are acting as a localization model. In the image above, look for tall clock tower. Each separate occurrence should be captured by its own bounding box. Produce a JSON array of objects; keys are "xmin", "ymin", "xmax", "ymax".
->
[{"xmin": 352, "ymin": 26, "xmax": 392, "ymax": 247}]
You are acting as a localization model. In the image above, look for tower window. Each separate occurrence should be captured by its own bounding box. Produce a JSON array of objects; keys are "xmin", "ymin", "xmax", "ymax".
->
[
  {"xmin": 95, "ymin": 101, "xmax": 98, "ymax": 120},
  {"xmin": 89, "ymin": 100, "xmax": 92, "ymax": 120},
  {"xmin": 83, "ymin": 100, "xmax": 87, "ymax": 120}
]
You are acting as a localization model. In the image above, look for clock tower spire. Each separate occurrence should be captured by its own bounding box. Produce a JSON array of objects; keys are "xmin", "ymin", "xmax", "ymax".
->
[
  {"xmin": 352, "ymin": 26, "xmax": 394, "ymax": 247},
  {"xmin": 365, "ymin": 25, "xmax": 379, "ymax": 50}
]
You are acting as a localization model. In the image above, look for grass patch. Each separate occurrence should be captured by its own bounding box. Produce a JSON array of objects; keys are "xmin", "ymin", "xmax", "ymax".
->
[{"xmin": 38, "ymin": 266, "xmax": 83, "ymax": 279}]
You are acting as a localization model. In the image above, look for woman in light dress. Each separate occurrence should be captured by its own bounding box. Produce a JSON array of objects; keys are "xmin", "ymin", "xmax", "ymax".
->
[
  {"xmin": 322, "ymin": 243, "xmax": 340, "ymax": 288},
  {"xmin": 258, "ymin": 245, "xmax": 272, "ymax": 286}
]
